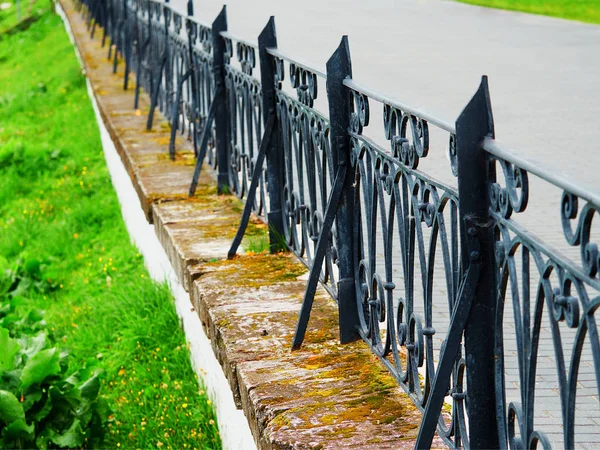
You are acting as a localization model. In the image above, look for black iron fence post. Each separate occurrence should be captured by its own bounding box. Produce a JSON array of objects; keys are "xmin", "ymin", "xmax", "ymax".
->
[
  {"xmin": 211, "ymin": 7, "xmax": 230, "ymax": 194},
  {"xmin": 100, "ymin": 0, "xmax": 109, "ymax": 47},
  {"xmin": 325, "ymin": 37, "xmax": 360, "ymax": 344},
  {"xmin": 123, "ymin": 0, "xmax": 132, "ymax": 90},
  {"xmin": 106, "ymin": 0, "xmax": 116, "ymax": 58},
  {"xmin": 146, "ymin": 0, "xmax": 170, "ymax": 130},
  {"xmin": 258, "ymin": 17, "xmax": 285, "ymax": 253},
  {"xmin": 184, "ymin": 0, "xmax": 198, "ymax": 154},
  {"xmin": 144, "ymin": 0, "xmax": 153, "ymax": 91},
  {"xmin": 134, "ymin": 0, "xmax": 150, "ymax": 109},
  {"xmin": 455, "ymin": 76, "xmax": 499, "ymax": 449}
]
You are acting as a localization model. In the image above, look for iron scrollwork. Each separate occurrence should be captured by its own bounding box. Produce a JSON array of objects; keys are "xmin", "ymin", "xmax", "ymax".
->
[
  {"xmin": 189, "ymin": 22, "xmax": 215, "ymax": 163},
  {"xmin": 223, "ymin": 37, "xmax": 267, "ymax": 218},
  {"xmin": 348, "ymin": 87, "xmax": 465, "ymax": 448},
  {"xmin": 489, "ymin": 146, "xmax": 600, "ymax": 449},
  {"xmin": 273, "ymin": 54, "xmax": 338, "ymax": 296}
]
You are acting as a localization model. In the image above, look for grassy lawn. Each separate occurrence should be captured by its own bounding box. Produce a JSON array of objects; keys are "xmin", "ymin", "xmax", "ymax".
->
[
  {"xmin": 0, "ymin": 8, "xmax": 220, "ymax": 450},
  {"xmin": 0, "ymin": 0, "xmax": 48, "ymax": 34},
  {"xmin": 456, "ymin": 0, "xmax": 600, "ymax": 25}
]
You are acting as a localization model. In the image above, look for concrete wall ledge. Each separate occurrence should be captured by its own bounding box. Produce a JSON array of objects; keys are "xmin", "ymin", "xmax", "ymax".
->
[{"xmin": 58, "ymin": 1, "xmax": 445, "ymax": 448}]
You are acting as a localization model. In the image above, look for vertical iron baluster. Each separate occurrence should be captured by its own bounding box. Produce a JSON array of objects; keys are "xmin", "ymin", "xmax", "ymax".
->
[
  {"xmin": 326, "ymin": 36, "xmax": 360, "ymax": 344},
  {"xmin": 291, "ymin": 36, "xmax": 360, "ymax": 349},
  {"xmin": 123, "ymin": 0, "xmax": 132, "ymax": 90},
  {"xmin": 100, "ymin": 0, "xmax": 109, "ymax": 47},
  {"xmin": 415, "ymin": 76, "xmax": 498, "ymax": 449},
  {"xmin": 134, "ymin": 0, "xmax": 149, "ymax": 109},
  {"xmin": 107, "ymin": 0, "xmax": 115, "ymax": 59},
  {"xmin": 184, "ymin": 0, "xmax": 198, "ymax": 156},
  {"xmin": 146, "ymin": 0, "xmax": 170, "ymax": 130},
  {"xmin": 258, "ymin": 17, "xmax": 285, "ymax": 252},
  {"xmin": 456, "ymin": 76, "xmax": 499, "ymax": 449},
  {"xmin": 112, "ymin": 0, "xmax": 125, "ymax": 74},
  {"xmin": 211, "ymin": 7, "xmax": 230, "ymax": 193}
]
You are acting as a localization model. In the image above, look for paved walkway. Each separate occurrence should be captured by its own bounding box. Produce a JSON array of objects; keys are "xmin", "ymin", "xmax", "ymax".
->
[
  {"xmin": 172, "ymin": 0, "xmax": 600, "ymax": 186},
  {"xmin": 168, "ymin": 0, "xmax": 600, "ymax": 447}
]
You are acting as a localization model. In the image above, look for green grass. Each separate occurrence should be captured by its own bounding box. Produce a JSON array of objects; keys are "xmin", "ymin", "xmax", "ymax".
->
[
  {"xmin": 0, "ymin": 0, "xmax": 48, "ymax": 34},
  {"xmin": 0, "ymin": 9, "xmax": 221, "ymax": 450},
  {"xmin": 456, "ymin": 0, "xmax": 600, "ymax": 25},
  {"xmin": 243, "ymin": 235, "xmax": 270, "ymax": 254}
]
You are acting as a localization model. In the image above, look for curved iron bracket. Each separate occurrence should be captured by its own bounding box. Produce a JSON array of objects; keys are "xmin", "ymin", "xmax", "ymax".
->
[
  {"xmin": 188, "ymin": 85, "xmax": 224, "ymax": 196},
  {"xmin": 227, "ymin": 113, "xmax": 276, "ymax": 259},
  {"xmin": 414, "ymin": 215, "xmax": 486, "ymax": 449},
  {"xmin": 291, "ymin": 161, "xmax": 349, "ymax": 350}
]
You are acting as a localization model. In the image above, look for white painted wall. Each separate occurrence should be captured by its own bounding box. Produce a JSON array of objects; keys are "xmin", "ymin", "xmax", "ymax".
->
[{"xmin": 55, "ymin": 4, "xmax": 256, "ymax": 448}]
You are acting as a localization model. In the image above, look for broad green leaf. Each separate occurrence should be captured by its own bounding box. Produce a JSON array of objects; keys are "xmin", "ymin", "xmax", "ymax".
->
[
  {"xmin": 76, "ymin": 408, "xmax": 94, "ymax": 429},
  {"xmin": 49, "ymin": 418, "xmax": 85, "ymax": 448},
  {"xmin": 21, "ymin": 385, "xmax": 43, "ymax": 412},
  {"xmin": 0, "ymin": 390, "xmax": 25, "ymax": 424},
  {"xmin": 0, "ymin": 328, "xmax": 20, "ymax": 372},
  {"xmin": 10, "ymin": 297, "xmax": 26, "ymax": 309},
  {"xmin": 19, "ymin": 332, "xmax": 47, "ymax": 359},
  {"xmin": 24, "ymin": 259, "xmax": 41, "ymax": 279},
  {"xmin": 27, "ymin": 309, "xmax": 44, "ymax": 323},
  {"xmin": 0, "ymin": 368, "xmax": 21, "ymax": 392},
  {"xmin": 58, "ymin": 351, "xmax": 69, "ymax": 372},
  {"xmin": 93, "ymin": 396, "xmax": 111, "ymax": 424},
  {"xmin": 64, "ymin": 370, "xmax": 81, "ymax": 387},
  {"xmin": 21, "ymin": 347, "xmax": 61, "ymax": 388},
  {"xmin": 49, "ymin": 383, "xmax": 81, "ymax": 410},
  {"xmin": 32, "ymin": 395, "xmax": 53, "ymax": 422},
  {"xmin": 79, "ymin": 370, "xmax": 100, "ymax": 402},
  {"xmin": 1, "ymin": 418, "xmax": 34, "ymax": 440},
  {"xmin": 36, "ymin": 431, "xmax": 50, "ymax": 450}
]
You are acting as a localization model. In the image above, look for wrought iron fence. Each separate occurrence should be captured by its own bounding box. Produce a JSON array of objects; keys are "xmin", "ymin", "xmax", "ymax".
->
[{"xmin": 77, "ymin": 0, "xmax": 600, "ymax": 448}]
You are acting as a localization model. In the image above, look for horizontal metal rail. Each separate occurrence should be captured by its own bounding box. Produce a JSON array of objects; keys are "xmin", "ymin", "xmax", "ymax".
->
[
  {"xmin": 484, "ymin": 137, "xmax": 600, "ymax": 207},
  {"xmin": 344, "ymin": 78, "xmax": 456, "ymax": 134},
  {"xmin": 220, "ymin": 30, "xmax": 258, "ymax": 49},
  {"xmin": 266, "ymin": 47, "xmax": 326, "ymax": 78}
]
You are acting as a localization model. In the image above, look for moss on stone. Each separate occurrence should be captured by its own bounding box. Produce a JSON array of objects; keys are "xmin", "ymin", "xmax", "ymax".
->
[
  {"xmin": 156, "ymin": 150, "xmax": 197, "ymax": 166},
  {"xmin": 216, "ymin": 317, "xmax": 232, "ymax": 329},
  {"xmin": 205, "ymin": 253, "xmax": 307, "ymax": 287},
  {"xmin": 261, "ymin": 339, "xmax": 419, "ymax": 437}
]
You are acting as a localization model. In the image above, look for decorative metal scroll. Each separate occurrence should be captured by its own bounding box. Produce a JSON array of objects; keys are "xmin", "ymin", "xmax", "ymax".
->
[
  {"xmin": 223, "ymin": 37, "xmax": 267, "ymax": 218},
  {"xmin": 345, "ymin": 84, "xmax": 465, "ymax": 448},
  {"xmin": 272, "ymin": 54, "xmax": 338, "ymax": 298},
  {"xmin": 144, "ymin": 1, "xmax": 169, "ymax": 129},
  {"xmin": 130, "ymin": 0, "xmax": 152, "ymax": 108},
  {"xmin": 188, "ymin": 21, "xmax": 215, "ymax": 163},
  {"xmin": 485, "ymin": 140, "xmax": 600, "ymax": 449},
  {"xmin": 164, "ymin": 8, "xmax": 191, "ymax": 154},
  {"xmin": 106, "ymin": 0, "xmax": 127, "ymax": 71},
  {"xmin": 98, "ymin": 0, "xmax": 217, "ymax": 160},
  {"xmin": 139, "ymin": 0, "xmax": 162, "ymax": 105}
]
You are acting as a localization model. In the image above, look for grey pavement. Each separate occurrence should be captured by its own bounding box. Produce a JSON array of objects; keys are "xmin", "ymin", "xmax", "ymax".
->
[
  {"xmin": 172, "ymin": 0, "xmax": 600, "ymax": 188},
  {"xmin": 166, "ymin": 0, "xmax": 600, "ymax": 447}
]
